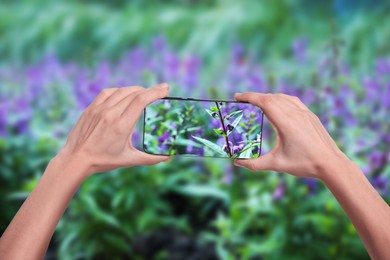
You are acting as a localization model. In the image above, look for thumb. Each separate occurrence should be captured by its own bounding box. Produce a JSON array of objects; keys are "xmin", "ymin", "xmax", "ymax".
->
[
  {"xmin": 131, "ymin": 150, "xmax": 172, "ymax": 166},
  {"xmin": 234, "ymin": 153, "xmax": 276, "ymax": 172}
]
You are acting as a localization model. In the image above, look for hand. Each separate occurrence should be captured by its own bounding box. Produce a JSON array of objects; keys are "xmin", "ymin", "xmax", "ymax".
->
[
  {"xmin": 58, "ymin": 83, "xmax": 171, "ymax": 176},
  {"xmin": 234, "ymin": 92, "xmax": 349, "ymax": 179}
]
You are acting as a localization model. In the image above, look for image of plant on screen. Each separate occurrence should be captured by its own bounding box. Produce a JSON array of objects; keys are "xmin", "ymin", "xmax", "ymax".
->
[{"xmin": 143, "ymin": 99, "xmax": 262, "ymax": 158}]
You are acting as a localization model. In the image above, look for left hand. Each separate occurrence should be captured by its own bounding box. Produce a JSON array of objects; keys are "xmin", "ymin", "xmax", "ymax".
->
[{"xmin": 58, "ymin": 83, "xmax": 171, "ymax": 177}]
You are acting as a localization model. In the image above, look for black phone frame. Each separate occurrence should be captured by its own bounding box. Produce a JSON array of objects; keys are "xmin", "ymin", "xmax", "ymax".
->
[{"xmin": 142, "ymin": 96, "xmax": 264, "ymax": 159}]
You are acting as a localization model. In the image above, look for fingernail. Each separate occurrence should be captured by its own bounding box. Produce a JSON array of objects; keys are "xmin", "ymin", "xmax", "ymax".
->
[
  {"xmin": 234, "ymin": 92, "xmax": 242, "ymax": 97},
  {"xmin": 159, "ymin": 82, "xmax": 169, "ymax": 89},
  {"xmin": 233, "ymin": 160, "xmax": 242, "ymax": 167}
]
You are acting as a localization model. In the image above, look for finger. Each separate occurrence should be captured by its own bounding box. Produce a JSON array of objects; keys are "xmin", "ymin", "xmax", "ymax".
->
[
  {"xmin": 235, "ymin": 92, "xmax": 284, "ymax": 130},
  {"xmin": 103, "ymin": 86, "xmax": 145, "ymax": 107},
  {"xmin": 273, "ymin": 94, "xmax": 302, "ymax": 110},
  {"xmin": 234, "ymin": 153, "xmax": 276, "ymax": 172},
  {"xmin": 234, "ymin": 92, "xmax": 272, "ymax": 113},
  {"xmin": 131, "ymin": 150, "xmax": 171, "ymax": 166},
  {"xmin": 121, "ymin": 82, "xmax": 170, "ymax": 119},
  {"xmin": 90, "ymin": 88, "xmax": 119, "ymax": 107},
  {"xmin": 274, "ymin": 94, "xmax": 309, "ymax": 112},
  {"xmin": 112, "ymin": 88, "xmax": 147, "ymax": 115}
]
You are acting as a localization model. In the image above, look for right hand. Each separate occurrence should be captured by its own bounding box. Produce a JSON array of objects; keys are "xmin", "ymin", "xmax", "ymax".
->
[{"xmin": 234, "ymin": 92, "xmax": 350, "ymax": 180}]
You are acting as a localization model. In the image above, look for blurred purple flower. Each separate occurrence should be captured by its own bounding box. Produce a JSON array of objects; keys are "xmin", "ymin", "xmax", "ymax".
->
[
  {"xmin": 0, "ymin": 101, "xmax": 11, "ymax": 137},
  {"xmin": 186, "ymin": 145, "xmax": 194, "ymax": 153},
  {"xmin": 163, "ymin": 51, "xmax": 180, "ymax": 80},
  {"xmin": 292, "ymin": 38, "xmax": 308, "ymax": 63},
  {"xmin": 303, "ymin": 178, "xmax": 318, "ymax": 195},
  {"xmin": 368, "ymin": 151, "xmax": 386, "ymax": 170},
  {"xmin": 382, "ymin": 84, "xmax": 390, "ymax": 109},
  {"xmin": 273, "ymin": 180, "xmax": 285, "ymax": 201},
  {"xmin": 222, "ymin": 165, "xmax": 234, "ymax": 185},
  {"xmin": 376, "ymin": 59, "xmax": 390, "ymax": 75},
  {"xmin": 232, "ymin": 43, "xmax": 245, "ymax": 64},
  {"xmin": 371, "ymin": 175, "xmax": 388, "ymax": 195},
  {"xmin": 26, "ymin": 66, "xmax": 44, "ymax": 101},
  {"xmin": 385, "ymin": 134, "xmax": 390, "ymax": 145},
  {"xmin": 0, "ymin": 38, "xmax": 389, "ymax": 191},
  {"xmin": 181, "ymin": 55, "xmax": 200, "ymax": 90},
  {"xmin": 131, "ymin": 130, "xmax": 141, "ymax": 150},
  {"xmin": 12, "ymin": 99, "xmax": 31, "ymax": 135},
  {"xmin": 363, "ymin": 77, "xmax": 381, "ymax": 104},
  {"xmin": 248, "ymin": 71, "xmax": 268, "ymax": 93},
  {"xmin": 302, "ymin": 88, "xmax": 316, "ymax": 105},
  {"xmin": 152, "ymin": 35, "xmax": 167, "ymax": 51}
]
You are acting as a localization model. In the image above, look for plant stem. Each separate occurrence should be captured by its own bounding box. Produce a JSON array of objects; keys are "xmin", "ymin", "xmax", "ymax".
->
[{"xmin": 216, "ymin": 102, "xmax": 232, "ymax": 157}]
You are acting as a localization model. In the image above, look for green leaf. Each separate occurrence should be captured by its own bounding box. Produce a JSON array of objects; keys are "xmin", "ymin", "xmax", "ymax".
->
[
  {"xmin": 239, "ymin": 147, "xmax": 253, "ymax": 158},
  {"xmin": 239, "ymin": 122, "xmax": 248, "ymax": 129},
  {"xmin": 213, "ymin": 128, "xmax": 227, "ymax": 137},
  {"xmin": 210, "ymin": 106, "xmax": 219, "ymax": 112},
  {"xmin": 235, "ymin": 142, "xmax": 259, "ymax": 158},
  {"xmin": 231, "ymin": 113, "xmax": 243, "ymax": 129},
  {"xmin": 161, "ymin": 121, "xmax": 177, "ymax": 131},
  {"xmin": 169, "ymin": 138, "xmax": 203, "ymax": 148},
  {"xmin": 247, "ymin": 124, "xmax": 259, "ymax": 135},
  {"xmin": 224, "ymin": 110, "xmax": 243, "ymax": 120},
  {"xmin": 144, "ymin": 115, "xmax": 163, "ymax": 125},
  {"xmin": 173, "ymin": 185, "xmax": 229, "ymax": 202},
  {"xmin": 227, "ymin": 113, "xmax": 243, "ymax": 136},
  {"xmin": 192, "ymin": 136, "xmax": 226, "ymax": 156},
  {"xmin": 178, "ymin": 126, "xmax": 202, "ymax": 134},
  {"xmin": 205, "ymin": 108, "xmax": 219, "ymax": 118}
]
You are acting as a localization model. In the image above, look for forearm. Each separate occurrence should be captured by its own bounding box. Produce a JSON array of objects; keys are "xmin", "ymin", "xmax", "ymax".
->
[
  {"xmin": 0, "ymin": 154, "xmax": 88, "ymax": 259},
  {"xmin": 321, "ymin": 156, "xmax": 390, "ymax": 259}
]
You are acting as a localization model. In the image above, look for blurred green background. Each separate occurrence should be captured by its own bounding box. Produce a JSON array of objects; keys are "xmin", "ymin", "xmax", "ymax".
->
[{"xmin": 1, "ymin": 0, "xmax": 389, "ymax": 259}]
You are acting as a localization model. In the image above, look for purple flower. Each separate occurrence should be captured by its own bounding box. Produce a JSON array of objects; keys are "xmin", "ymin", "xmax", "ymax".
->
[
  {"xmin": 273, "ymin": 181, "xmax": 285, "ymax": 201},
  {"xmin": 376, "ymin": 59, "xmax": 390, "ymax": 75},
  {"xmin": 11, "ymin": 99, "xmax": 31, "ymax": 135},
  {"xmin": 152, "ymin": 35, "xmax": 167, "ymax": 50},
  {"xmin": 303, "ymin": 178, "xmax": 318, "ymax": 195},
  {"xmin": 232, "ymin": 43, "xmax": 245, "ymax": 64},
  {"xmin": 292, "ymin": 38, "xmax": 308, "ymax": 63},
  {"xmin": 181, "ymin": 55, "xmax": 200, "ymax": 90},
  {"xmin": 163, "ymin": 51, "xmax": 180, "ymax": 80},
  {"xmin": 158, "ymin": 131, "xmax": 170, "ymax": 144},
  {"xmin": 302, "ymin": 88, "xmax": 316, "ymax": 105},
  {"xmin": 186, "ymin": 145, "xmax": 194, "ymax": 153},
  {"xmin": 382, "ymin": 84, "xmax": 390, "ymax": 109},
  {"xmin": 222, "ymin": 165, "xmax": 234, "ymax": 185},
  {"xmin": 0, "ymin": 101, "xmax": 11, "ymax": 137},
  {"xmin": 131, "ymin": 130, "xmax": 141, "ymax": 150},
  {"xmin": 363, "ymin": 77, "xmax": 381, "ymax": 102},
  {"xmin": 385, "ymin": 134, "xmax": 390, "ymax": 145},
  {"xmin": 371, "ymin": 175, "xmax": 388, "ymax": 195},
  {"xmin": 368, "ymin": 151, "xmax": 386, "ymax": 171},
  {"xmin": 232, "ymin": 143, "xmax": 245, "ymax": 154}
]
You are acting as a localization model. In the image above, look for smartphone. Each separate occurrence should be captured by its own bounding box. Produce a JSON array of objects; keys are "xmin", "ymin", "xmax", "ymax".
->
[{"xmin": 142, "ymin": 97, "xmax": 263, "ymax": 159}]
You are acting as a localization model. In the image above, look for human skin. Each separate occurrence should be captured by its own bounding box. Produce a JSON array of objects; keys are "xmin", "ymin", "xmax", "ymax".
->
[
  {"xmin": 0, "ymin": 83, "xmax": 171, "ymax": 259},
  {"xmin": 234, "ymin": 92, "xmax": 390, "ymax": 260},
  {"xmin": 0, "ymin": 88, "xmax": 389, "ymax": 259}
]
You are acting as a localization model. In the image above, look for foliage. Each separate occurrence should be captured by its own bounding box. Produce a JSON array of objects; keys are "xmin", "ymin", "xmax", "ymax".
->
[
  {"xmin": 144, "ymin": 99, "xmax": 262, "ymax": 158},
  {"xmin": 1, "ymin": 0, "xmax": 390, "ymax": 66},
  {"xmin": 1, "ymin": 0, "xmax": 390, "ymax": 259}
]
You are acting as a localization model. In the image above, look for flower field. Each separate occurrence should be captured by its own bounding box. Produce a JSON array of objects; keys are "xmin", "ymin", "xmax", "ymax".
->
[{"xmin": 0, "ymin": 1, "xmax": 389, "ymax": 259}]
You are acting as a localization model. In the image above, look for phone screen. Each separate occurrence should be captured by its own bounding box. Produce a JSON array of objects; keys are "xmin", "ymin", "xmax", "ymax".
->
[{"xmin": 143, "ymin": 97, "xmax": 263, "ymax": 159}]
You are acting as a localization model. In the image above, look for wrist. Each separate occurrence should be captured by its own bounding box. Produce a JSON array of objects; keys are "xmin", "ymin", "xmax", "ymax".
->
[
  {"xmin": 52, "ymin": 149, "xmax": 93, "ymax": 182},
  {"xmin": 316, "ymin": 152, "xmax": 356, "ymax": 184}
]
